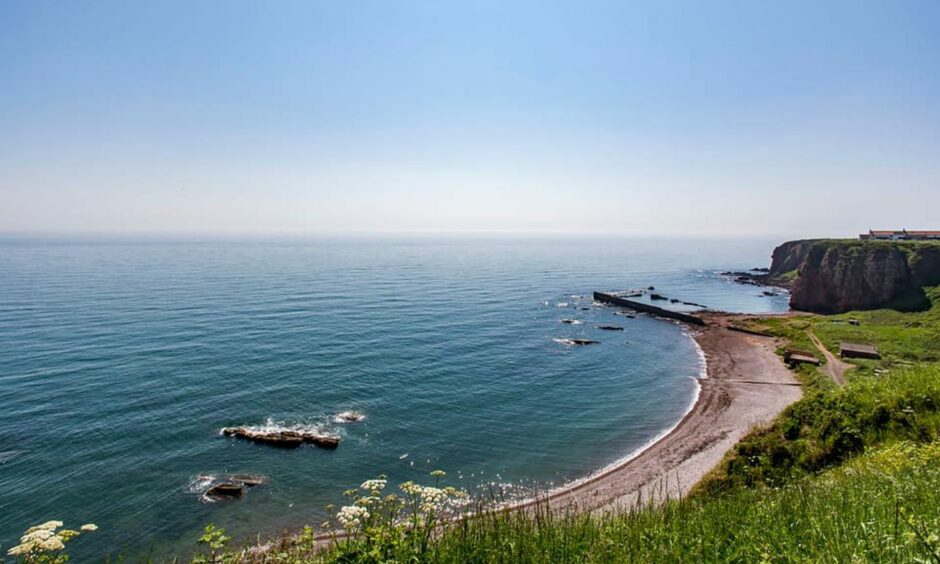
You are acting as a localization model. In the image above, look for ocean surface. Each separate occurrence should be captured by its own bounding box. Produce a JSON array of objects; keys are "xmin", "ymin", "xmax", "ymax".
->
[{"xmin": 0, "ymin": 236, "xmax": 789, "ymax": 558}]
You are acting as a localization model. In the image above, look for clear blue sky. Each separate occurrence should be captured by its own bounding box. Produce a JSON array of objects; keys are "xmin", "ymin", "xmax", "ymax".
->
[{"xmin": 1, "ymin": 1, "xmax": 938, "ymax": 237}]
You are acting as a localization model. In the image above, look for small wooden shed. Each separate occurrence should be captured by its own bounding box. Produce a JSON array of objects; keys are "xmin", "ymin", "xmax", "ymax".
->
[
  {"xmin": 840, "ymin": 342, "xmax": 881, "ymax": 360},
  {"xmin": 784, "ymin": 348, "xmax": 821, "ymax": 368}
]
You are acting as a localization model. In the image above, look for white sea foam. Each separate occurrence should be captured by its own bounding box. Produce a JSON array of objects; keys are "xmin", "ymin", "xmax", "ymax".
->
[
  {"xmin": 220, "ymin": 417, "xmax": 338, "ymax": 439},
  {"xmin": 187, "ymin": 474, "xmax": 216, "ymax": 495},
  {"xmin": 333, "ymin": 411, "xmax": 366, "ymax": 424}
]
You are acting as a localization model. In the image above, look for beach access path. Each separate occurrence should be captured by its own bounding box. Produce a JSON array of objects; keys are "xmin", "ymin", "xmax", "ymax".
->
[
  {"xmin": 529, "ymin": 312, "xmax": 803, "ymax": 513},
  {"xmin": 808, "ymin": 331, "xmax": 851, "ymax": 386}
]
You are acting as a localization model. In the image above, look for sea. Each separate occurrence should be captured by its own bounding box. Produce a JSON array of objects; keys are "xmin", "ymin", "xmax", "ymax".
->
[{"xmin": 0, "ymin": 236, "xmax": 789, "ymax": 559}]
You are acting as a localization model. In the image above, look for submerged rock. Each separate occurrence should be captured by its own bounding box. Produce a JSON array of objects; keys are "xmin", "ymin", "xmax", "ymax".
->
[
  {"xmin": 229, "ymin": 474, "xmax": 266, "ymax": 486},
  {"xmin": 205, "ymin": 482, "xmax": 245, "ymax": 500},
  {"xmin": 554, "ymin": 338, "xmax": 599, "ymax": 346},
  {"xmin": 560, "ymin": 319, "xmax": 583, "ymax": 325},
  {"xmin": 197, "ymin": 474, "xmax": 266, "ymax": 502},
  {"xmin": 595, "ymin": 325, "xmax": 624, "ymax": 331},
  {"xmin": 334, "ymin": 411, "xmax": 366, "ymax": 423},
  {"xmin": 221, "ymin": 427, "xmax": 340, "ymax": 449}
]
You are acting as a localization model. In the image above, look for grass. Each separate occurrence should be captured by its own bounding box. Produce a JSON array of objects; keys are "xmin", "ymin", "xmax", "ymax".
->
[
  {"xmin": 205, "ymin": 437, "xmax": 940, "ymax": 563},
  {"xmin": 420, "ymin": 441, "xmax": 940, "ymax": 563},
  {"xmin": 697, "ymin": 364, "xmax": 940, "ymax": 493},
  {"xmin": 696, "ymin": 286, "xmax": 940, "ymax": 494}
]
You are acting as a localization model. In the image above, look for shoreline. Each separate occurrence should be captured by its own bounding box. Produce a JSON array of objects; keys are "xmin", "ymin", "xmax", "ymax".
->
[
  {"xmin": 511, "ymin": 324, "xmax": 707, "ymax": 507},
  {"xmin": 516, "ymin": 311, "xmax": 802, "ymax": 513},
  {"xmin": 300, "ymin": 310, "xmax": 802, "ymax": 550}
]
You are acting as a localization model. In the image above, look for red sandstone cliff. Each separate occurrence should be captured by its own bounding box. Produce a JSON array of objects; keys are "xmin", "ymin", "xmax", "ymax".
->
[{"xmin": 767, "ymin": 240, "xmax": 940, "ymax": 314}]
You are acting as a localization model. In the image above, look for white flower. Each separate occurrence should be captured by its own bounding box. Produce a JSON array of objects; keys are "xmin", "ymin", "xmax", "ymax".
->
[
  {"xmin": 360, "ymin": 478, "xmax": 387, "ymax": 494},
  {"xmin": 80, "ymin": 523, "xmax": 98, "ymax": 532},
  {"xmin": 7, "ymin": 543, "xmax": 31, "ymax": 556},
  {"xmin": 420, "ymin": 486, "xmax": 445, "ymax": 505},
  {"xmin": 20, "ymin": 528, "xmax": 55, "ymax": 543},
  {"xmin": 26, "ymin": 521, "xmax": 63, "ymax": 534},
  {"xmin": 40, "ymin": 536, "xmax": 65, "ymax": 551},
  {"xmin": 356, "ymin": 495, "xmax": 380, "ymax": 507},
  {"xmin": 400, "ymin": 481, "xmax": 421, "ymax": 496},
  {"xmin": 336, "ymin": 505, "xmax": 370, "ymax": 530}
]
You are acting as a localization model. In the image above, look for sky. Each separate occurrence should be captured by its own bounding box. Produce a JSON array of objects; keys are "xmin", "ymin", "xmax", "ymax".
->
[{"xmin": 1, "ymin": 1, "xmax": 938, "ymax": 237}]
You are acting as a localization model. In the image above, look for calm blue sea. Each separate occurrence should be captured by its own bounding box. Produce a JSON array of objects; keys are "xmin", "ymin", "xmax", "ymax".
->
[{"xmin": 0, "ymin": 236, "xmax": 788, "ymax": 558}]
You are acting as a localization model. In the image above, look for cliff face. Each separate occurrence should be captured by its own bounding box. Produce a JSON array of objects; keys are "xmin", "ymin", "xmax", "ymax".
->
[
  {"xmin": 769, "ymin": 239, "xmax": 817, "ymax": 276},
  {"xmin": 770, "ymin": 240, "xmax": 940, "ymax": 314}
]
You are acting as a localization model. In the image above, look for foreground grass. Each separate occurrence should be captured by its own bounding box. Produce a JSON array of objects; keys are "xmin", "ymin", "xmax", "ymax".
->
[
  {"xmin": 423, "ymin": 442, "xmax": 940, "ymax": 563},
  {"xmin": 203, "ymin": 439, "xmax": 940, "ymax": 563},
  {"xmin": 697, "ymin": 364, "xmax": 940, "ymax": 493},
  {"xmin": 698, "ymin": 287, "xmax": 940, "ymax": 493}
]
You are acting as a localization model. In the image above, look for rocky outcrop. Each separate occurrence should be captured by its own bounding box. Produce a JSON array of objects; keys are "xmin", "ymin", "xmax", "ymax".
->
[
  {"xmin": 769, "ymin": 240, "xmax": 817, "ymax": 276},
  {"xmin": 196, "ymin": 473, "xmax": 266, "ymax": 502},
  {"xmin": 775, "ymin": 240, "xmax": 940, "ymax": 313},
  {"xmin": 221, "ymin": 426, "xmax": 341, "ymax": 449}
]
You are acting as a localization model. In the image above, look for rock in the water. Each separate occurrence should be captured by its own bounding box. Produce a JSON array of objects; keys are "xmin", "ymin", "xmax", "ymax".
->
[
  {"xmin": 205, "ymin": 482, "xmax": 245, "ymax": 500},
  {"xmin": 595, "ymin": 325, "xmax": 624, "ymax": 331},
  {"xmin": 560, "ymin": 319, "xmax": 582, "ymax": 325},
  {"xmin": 650, "ymin": 293, "xmax": 668, "ymax": 301},
  {"xmin": 334, "ymin": 411, "xmax": 366, "ymax": 423},
  {"xmin": 229, "ymin": 474, "xmax": 266, "ymax": 486},
  {"xmin": 553, "ymin": 338, "xmax": 599, "ymax": 346},
  {"xmin": 221, "ymin": 427, "xmax": 340, "ymax": 449}
]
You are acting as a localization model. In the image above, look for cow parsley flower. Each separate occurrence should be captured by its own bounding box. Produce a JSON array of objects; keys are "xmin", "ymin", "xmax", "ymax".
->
[
  {"xmin": 336, "ymin": 505, "xmax": 369, "ymax": 530},
  {"xmin": 360, "ymin": 478, "xmax": 387, "ymax": 494}
]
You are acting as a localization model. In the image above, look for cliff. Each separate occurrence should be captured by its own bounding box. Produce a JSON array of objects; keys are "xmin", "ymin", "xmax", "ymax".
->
[{"xmin": 769, "ymin": 239, "xmax": 940, "ymax": 314}]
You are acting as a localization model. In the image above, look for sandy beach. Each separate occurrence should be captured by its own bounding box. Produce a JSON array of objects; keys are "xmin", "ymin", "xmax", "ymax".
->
[{"xmin": 530, "ymin": 312, "xmax": 803, "ymax": 513}]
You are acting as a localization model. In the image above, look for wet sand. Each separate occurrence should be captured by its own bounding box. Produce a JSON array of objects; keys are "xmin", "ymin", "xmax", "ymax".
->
[{"xmin": 529, "ymin": 312, "xmax": 802, "ymax": 513}]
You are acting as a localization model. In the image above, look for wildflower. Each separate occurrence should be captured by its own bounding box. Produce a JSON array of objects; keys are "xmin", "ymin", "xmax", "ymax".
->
[
  {"xmin": 26, "ymin": 521, "xmax": 63, "ymax": 534},
  {"xmin": 360, "ymin": 478, "xmax": 388, "ymax": 494},
  {"xmin": 419, "ymin": 486, "xmax": 446, "ymax": 505},
  {"xmin": 430, "ymin": 470, "xmax": 446, "ymax": 478},
  {"xmin": 7, "ymin": 543, "xmax": 31, "ymax": 556},
  {"xmin": 80, "ymin": 523, "xmax": 98, "ymax": 532},
  {"xmin": 400, "ymin": 481, "xmax": 421, "ymax": 496},
  {"xmin": 21, "ymin": 528, "xmax": 55, "ymax": 543},
  {"xmin": 56, "ymin": 529, "xmax": 81, "ymax": 541},
  {"xmin": 336, "ymin": 505, "xmax": 369, "ymax": 530},
  {"xmin": 40, "ymin": 536, "xmax": 66, "ymax": 551},
  {"xmin": 356, "ymin": 495, "xmax": 380, "ymax": 507}
]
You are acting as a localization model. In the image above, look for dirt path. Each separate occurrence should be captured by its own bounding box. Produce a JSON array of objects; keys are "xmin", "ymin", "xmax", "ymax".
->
[{"xmin": 808, "ymin": 331, "xmax": 851, "ymax": 386}]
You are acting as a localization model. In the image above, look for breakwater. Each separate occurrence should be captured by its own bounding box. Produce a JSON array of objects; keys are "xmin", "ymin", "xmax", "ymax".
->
[{"xmin": 593, "ymin": 292, "xmax": 707, "ymax": 326}]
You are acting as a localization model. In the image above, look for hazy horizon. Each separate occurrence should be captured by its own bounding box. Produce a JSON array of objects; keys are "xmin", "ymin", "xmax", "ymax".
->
[{"xmin": 2, "ymin": 1, "xmax": 938, "ymax": 237}]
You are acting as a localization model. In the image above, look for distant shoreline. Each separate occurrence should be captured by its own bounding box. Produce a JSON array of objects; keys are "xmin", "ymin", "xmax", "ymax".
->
[{"xmin": 516, "ymin": 311, "xmax": 802, "ymax": 513}]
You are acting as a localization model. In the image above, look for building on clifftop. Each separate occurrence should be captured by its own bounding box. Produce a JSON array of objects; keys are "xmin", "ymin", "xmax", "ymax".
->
[{"xmin": 860, "ymin": 229, "xmax": 940, "ymax": 241}]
